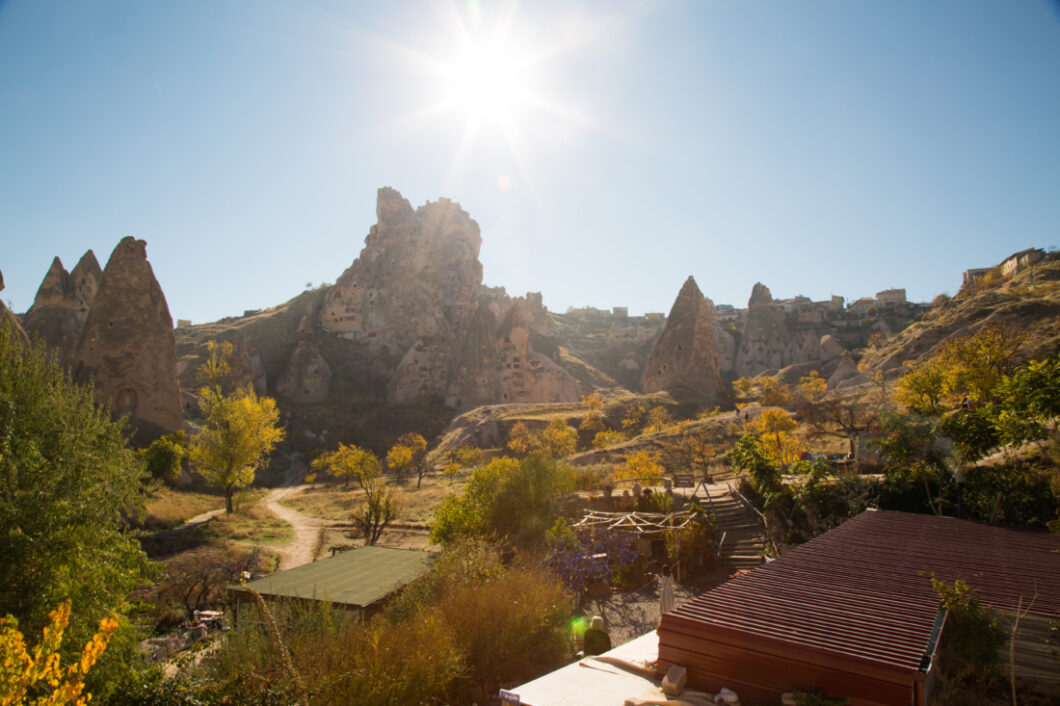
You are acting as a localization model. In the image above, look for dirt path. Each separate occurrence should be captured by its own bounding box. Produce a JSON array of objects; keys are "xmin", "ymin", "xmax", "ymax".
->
[
  {"xmin": 265, "ymin": 484, "xmax": 330, "ymax": 570},
  {"xmin": 262, "ymin": 452, "xmax": 335, "ymax": 570}
]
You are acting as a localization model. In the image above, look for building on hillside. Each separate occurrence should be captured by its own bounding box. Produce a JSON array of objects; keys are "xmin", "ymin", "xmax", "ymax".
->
[
  {"xmin": 962, "ymin": 267, "xmax": 992, "ymax": 289},
  {"xmin": 227, "ymin": 545, "xmax": 432, "ymax": 623},
  {"xmin": 1001, "ymin": 248, "xmax": 1045, "ymax": 277},
  {"xmin": 875, "ymin": 288, "xmax": 907, "ymax": 306}
]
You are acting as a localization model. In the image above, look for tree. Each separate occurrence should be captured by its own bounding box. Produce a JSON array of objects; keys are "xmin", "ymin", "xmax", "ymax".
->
[
  {"xmin": 732, "ymin": 377, "xmax": 754, "ymax": 403},
  {"xmin": 430, "ymin": 455, "xmax": 573, "ymax": 545},
  {"xmin": 314, "ymin": 444, "xmax": 396, "ymax": 545},
  {"xmin": 896, "ymin": 358, "xmax": 947, "ymax": 412},
  {"xmin": 592, "ymin": 429, "xmax": 624, "ymax": 449},
  {"xmin": 507, "ymin": 422, "xmax": 532, "ymax": 456},
  {"xmin": 138, "ymin": 431, "xmax": 187, "ymax": 482},
  {"xmin": 532, "ymin": 419, "xmax": 578, "ymax": 459},
  {"xmin": 0, "ymin": 601, "xmax": 119, "ymax": 705},
  {"xmin": 621, "ymin": 403, "xmax": 646, "ymax": 434},
  {"xmin": 190, "ymin": 387, "xmax": 284, "ymax": 514},
  {"xmin": 759, "ymin": 376, "xmax": 792, "ymax": 407},
  {"xmin": 646, "ymin": 406, "xmax": 673, "ymax": 433},
  {"xmin": 356, "ymin": 478, "xmax": 399, "ymax": 546},
  {"xmin": 196, "ymin": 339, "xmax": 252, "ymax": 397},
  {"xmin": 387, "ymin": 432, "xmax": 430, "ymax": 487},
  {"xmin": 796, "ymin": 371, "xmax": 827, "ymax": 402},
  {"xmin": 746, "ymin": 409, "xmax": 801, "ymax": 470},
  {"xmin": 507, "ymin": 419, "xmax": 577, "ymax": 459},
  {"xmin": 615, "ymin": 451, "xmax": 665, "ymax": 485},
  {"xmin": 312, "ymin": 443, "xmax": 380, "ymax": 488},
  {"xmin": 799, "ymin": 396, "xmax": 880, "ymax": 458},
  {"xmin": 0, "ymin": 325, "xmax": 153, "ymax": 669},
  {"xmin": 993, "ymin": 353, "xmax": 1060, "ymax": 446},
  {"xmin": 934, "ymin": 324, "xmax": 1025, "ymax": 403},
  {"xmin": 726, "ymin": 435, "xmax": 783, "ymax": 499}
]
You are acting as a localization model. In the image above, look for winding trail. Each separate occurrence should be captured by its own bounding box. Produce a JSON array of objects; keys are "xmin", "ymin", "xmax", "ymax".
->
[{"xmin": 265, "ymin": 484, "xmax": 330, "ymax": 570}]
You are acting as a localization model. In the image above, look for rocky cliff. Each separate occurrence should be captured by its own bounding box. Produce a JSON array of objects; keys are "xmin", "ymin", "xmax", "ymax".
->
[
  {"xmin": 641, "ymin": 276, "xmax": 724, "ymax": 398},
  {"xmin": 72, "ymin": 237, "xmax": 182, "ymax": 439},
  {"xmin": 318, "ymin": 187, "xmax": 577, "ymax": 409}
]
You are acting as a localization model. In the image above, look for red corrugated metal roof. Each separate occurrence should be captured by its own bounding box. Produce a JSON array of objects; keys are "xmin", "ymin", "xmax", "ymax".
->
[{"xmin": 667, "ymin": 510, "xmax": 1060, "ymax": 673}]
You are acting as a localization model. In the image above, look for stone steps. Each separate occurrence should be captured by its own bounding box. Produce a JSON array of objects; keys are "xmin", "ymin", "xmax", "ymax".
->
[{"xmin": 694, "ymin": 485, "xmax": 769, "ymax": 572}]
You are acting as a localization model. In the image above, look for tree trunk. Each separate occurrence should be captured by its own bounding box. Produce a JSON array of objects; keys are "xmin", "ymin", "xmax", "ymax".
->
[{"xmin": 225, "ymin": 487, "xmax": 234, "ymax": 514}]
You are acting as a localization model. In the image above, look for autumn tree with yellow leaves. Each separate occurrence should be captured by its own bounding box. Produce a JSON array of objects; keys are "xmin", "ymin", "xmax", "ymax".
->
[
  {"xmin": 190, "ymin": 386, "xmax": 284, "ymax": 514},
  {"xmin": 745, "ymin": 409, "xmax": 802, "ymax": 470},
  {"xmin": 0, "ymin": 601, "xmax": 118, "ymax": 706}
]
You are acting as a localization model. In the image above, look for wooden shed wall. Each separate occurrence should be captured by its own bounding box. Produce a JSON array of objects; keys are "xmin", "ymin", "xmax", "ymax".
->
[{"xmin": 658, "ymin": 615, "xmax": 928, "ymax": 706}]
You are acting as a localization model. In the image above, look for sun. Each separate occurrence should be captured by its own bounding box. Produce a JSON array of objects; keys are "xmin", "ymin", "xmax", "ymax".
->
[{"xmin": 443, "ymin": 41, "xmax": 525, "ymax": 125}]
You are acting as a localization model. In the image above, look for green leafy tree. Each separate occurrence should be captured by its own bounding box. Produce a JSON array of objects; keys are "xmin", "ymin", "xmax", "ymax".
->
[
  {"xmin": 190, "ymin": 387, "xmax": 284, "ymax": 514},
  {"xmin": 138, "ymin": 431, "xmax": 187, "ymax": 482},
  {"xmin": 726, "ymin": 434, "xmax": 783, "ymax": 499},
  {"xmin": 430, "ymin": 455, "xmax": 572, "ymax": 545},
  {"xmin": 0, "ymin": 325, "xmax": 154, "ymax": 684}
]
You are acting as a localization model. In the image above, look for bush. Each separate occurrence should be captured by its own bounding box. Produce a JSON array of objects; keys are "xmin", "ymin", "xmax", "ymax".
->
[{"xmin": 430, "ymin": 455, "xmax": 573, "ymax": 546}]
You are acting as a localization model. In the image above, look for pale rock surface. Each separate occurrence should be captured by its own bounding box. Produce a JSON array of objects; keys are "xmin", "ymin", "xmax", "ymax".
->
[
  {"xmin": 826, "ymin": 352, "xmax": 868, "ymax": 391},
  {"xmin": 734, "ymin": 282, "xmax": 822, "ymax": 377},
  {"xmin": 641, "ymin": 276, "xmax": 724, "ymax": 398},
  {"xmin": 276, "ymin": 340, "xmax": 331, "ymax": 403},
  {"xmin": 819, "ymin": 334, "xmax": 845, "ymax": 361},
  {"xmin": 72, "ymin": 238, "xmax": 182, "ymax": 438}
]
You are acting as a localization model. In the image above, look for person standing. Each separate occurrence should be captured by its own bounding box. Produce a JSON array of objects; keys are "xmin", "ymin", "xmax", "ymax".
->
[{"xmin": 659, "ymin": 564, "xmax": 675, "ymax": 615}]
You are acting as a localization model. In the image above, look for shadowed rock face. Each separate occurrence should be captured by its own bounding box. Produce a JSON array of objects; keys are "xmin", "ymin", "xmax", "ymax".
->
[
  {"xmin": 72, "ymin": 237, "xmax": 181, "ymax": 438},
  {"xmin": 641, "ymin": 276, "xmax": 723, "ymax": 398},
  {"xmin": 22, "ymin": 251, "xmax": 101, "ymax": 364},
  {"xmin": 276, "ymin": 340, "xmax": 331, "ymax": 403}
]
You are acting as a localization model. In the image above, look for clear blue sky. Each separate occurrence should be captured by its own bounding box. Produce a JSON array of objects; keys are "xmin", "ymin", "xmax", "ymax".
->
[{"xmin": 2, "ymin": 1, "xmax": 1058, "ymax": 323}]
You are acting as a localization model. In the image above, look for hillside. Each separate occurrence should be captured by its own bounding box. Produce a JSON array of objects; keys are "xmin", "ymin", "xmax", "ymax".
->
[{"xmin": 862, "ymin": 252, "xmax": 1060, "ymax": 372}]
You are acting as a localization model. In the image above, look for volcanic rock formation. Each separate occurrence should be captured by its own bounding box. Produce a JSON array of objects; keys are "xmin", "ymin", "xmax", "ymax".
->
[
  {"xmin": 641, "ymin": 276, "xmax": 724, "ymax": 398},
  {"xmin": 72, "ymin": 237, "xmax": 182, "ymax": 438},
  {"xmin": 320, "ymin": 187, "xmax": 577, "ymax": 409},
  {"xmin": 277, "ymin": 340, "xmax": 332, "ymax": 403},
  {"xmin": 733, "ymin": 282, "xmax": 822, "ymax": 377},
  {"xmin": 21, "ymin": 251, "xmax": 102, "ymax": 363}
]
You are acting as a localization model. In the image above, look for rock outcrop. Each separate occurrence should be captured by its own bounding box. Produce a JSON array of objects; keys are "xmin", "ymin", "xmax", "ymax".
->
[
  {"xmin": 826, "ymin": 352, "xmax": 868, "ymax": 391},
  {"xmin": 277, "ymin": 340, "xmax": 331, "ymax": 403},
  {"xmin": 72, "ymin": 238, "xmax": 182, "ymax": 438},
  {"xmin": 733, "ymin": 282, "xmax": 824, "ymax": 377},
  {"xmin": 320, "ymin": 187, "xmax": 577, "ymax": 409},
  {"xmin": 22, "ymin": 251, "xmax": 101, "ymax": 363},
  {"xmin": 641, "ymin": 276, "xmax": 724, "ymax": 398}
]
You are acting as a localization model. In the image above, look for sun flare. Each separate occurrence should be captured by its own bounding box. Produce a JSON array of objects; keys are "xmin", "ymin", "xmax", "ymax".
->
[{"xmin": 444, "ymin": 42, "xmax": 524, "ymax": 124}]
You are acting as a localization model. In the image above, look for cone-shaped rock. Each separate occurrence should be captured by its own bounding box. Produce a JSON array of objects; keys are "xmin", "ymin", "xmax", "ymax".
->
[
  {"xmin": 23, "ymin": 251, "xmax": 102, "ymax": 363},
  {"xmin": 642, "ymin": 276, "xmax": 723, "ymax": 398},
  {"xmin": 73, "ymin": 237, "xmax": 182, "ymax": 438}
]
